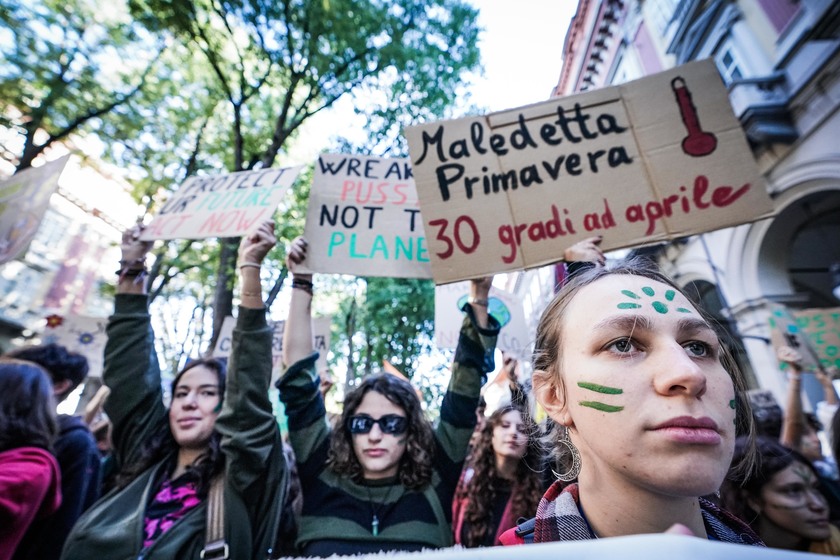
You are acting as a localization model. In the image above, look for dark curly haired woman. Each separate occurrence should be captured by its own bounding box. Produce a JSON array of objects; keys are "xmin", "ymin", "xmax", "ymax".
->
[
  {"xmin": 453, "ymin": 403, "xmax": 544, "ymax": 547},
  {"xmin": 276, "ymin": 237, "xmax": 500, "ymax": 556}
]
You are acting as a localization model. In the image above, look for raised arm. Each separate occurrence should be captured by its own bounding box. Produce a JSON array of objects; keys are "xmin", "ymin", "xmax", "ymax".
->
[
  {"xmin": 283, "ymin": 236, "xmax": 313, "ymax": 366},
  {"xmin": 437, "ymin": 277, "xmax": 500, "ymax": 489},
  {"xmin": 778, "ymin": 345, "xmax": 807, "ymax": 451},
  {"xmin": 276, "ymin": 237, "xmax": 330, "ymax": 473},
  {"xmin": 215, "ymin": 221, "xmax": 284, "ymax": 500},
  {"xmin": 103, "ymin": 225, "xmax": 165, "ymax": 468}
]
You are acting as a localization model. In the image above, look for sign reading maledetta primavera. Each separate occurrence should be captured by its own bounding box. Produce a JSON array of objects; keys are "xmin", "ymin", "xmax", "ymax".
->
[{"xmin": 405, "ymin": 59, "xmax": 774, "ymax": 284}]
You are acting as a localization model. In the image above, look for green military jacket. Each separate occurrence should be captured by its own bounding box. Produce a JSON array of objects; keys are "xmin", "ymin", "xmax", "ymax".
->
[{"xmin": 61, "ymin": 295, "xmax": 286, "ymax": 560}]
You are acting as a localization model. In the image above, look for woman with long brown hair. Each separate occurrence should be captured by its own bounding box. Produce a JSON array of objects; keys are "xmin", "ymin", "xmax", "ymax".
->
[
  {"xmin": 453, "ymin": 403, "xmax": 543, "ymax": 547},
  {"xmin": 61, "ymin": 221, "xmax": 287, "ymax": 560}
]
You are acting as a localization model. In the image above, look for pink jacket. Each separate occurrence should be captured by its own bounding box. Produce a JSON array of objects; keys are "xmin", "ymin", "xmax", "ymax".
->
[{"xmin": 0, "ymin": 447, "xmax": 61, "ymax": 560}]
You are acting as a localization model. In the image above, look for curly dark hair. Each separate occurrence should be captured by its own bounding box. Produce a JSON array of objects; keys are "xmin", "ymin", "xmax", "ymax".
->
[
  {"xmin": 457, "ymin": 404, "xmax": 543, "ymax": 547},
  {"xmin": 114, "ymin": 358, "xmax": 227, "ymax": 498},
  {"xmin": 6, "ymin": 343, "xmax": 89, "ymax": 400},
  {"xmin": 0, "ymin": 359, "xmax": 58, "ymax": 453},
  {"xmin": 328, "ymin": 373, "xmax": 434, "ymax": 490}
]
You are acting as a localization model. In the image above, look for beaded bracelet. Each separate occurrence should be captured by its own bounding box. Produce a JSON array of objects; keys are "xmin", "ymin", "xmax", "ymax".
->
[
  {"xmin": 468, "ymin": 296, "xmax": 489, "ymax": 306},
  {"xmin": 239, "ymin": 262, "xmax": 261, "ymax": 270}
]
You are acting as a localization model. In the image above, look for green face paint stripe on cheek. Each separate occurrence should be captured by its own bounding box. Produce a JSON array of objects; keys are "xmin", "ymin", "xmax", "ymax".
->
[
  {"xmin": 579, "ymin": 401, "xmax": 624, "ymax": 413},
  {"xmin": 577, "ymin": 381, "xmax": 623, "ymax": 394},
  {"xmin": 621, "ymin": 290, "xmax": 640, "ymax": 299},
  {"xmin": 214, "ymin": 402, "xmax": 223, "ymax": 413},
  {"xmin": 652, "ymin": 301, "xmax": 668, "ymax": 314},
  {"xmin": 676, "ymin": 307, "xmax": 692, "ymax": 313},
  {"xmin": 642, "ymin": 286, "xmax": 655, "ymax": 296},
  {"xmin": 665, "ymin": 290, "xmax": 675, "ymax": 301},
  {"xmin": 729, "ymin": 399, "xmax": 736, "ymax": 409},
  {"xmin": 617, "ymin": 302, "xmax": 642, "ymax": 309}
]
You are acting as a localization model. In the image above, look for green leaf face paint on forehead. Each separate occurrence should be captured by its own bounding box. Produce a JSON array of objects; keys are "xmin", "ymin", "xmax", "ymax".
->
[{"xmin": 617, "ymin": 286, "xmax": 692, "ymax": 314}]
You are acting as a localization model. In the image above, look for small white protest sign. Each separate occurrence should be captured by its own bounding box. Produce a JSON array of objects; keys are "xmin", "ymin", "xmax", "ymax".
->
[
  {"xmin": 213, "ymin": 315, "xmax": 331, "ymax": 381},
  {"xmin": 435, "ymin": 283, "xmax": 529, "ymax": 361},
  {"xmin": 142, "ymin": 166, "xmax": 303, "ymax": 240},
  {"xmin": 0, "ymin": 156, "xmax": 70, "ymax": 264},
  {"xmin": 41, "ymin": 313, "xmax": 108, "ymax": 377}
]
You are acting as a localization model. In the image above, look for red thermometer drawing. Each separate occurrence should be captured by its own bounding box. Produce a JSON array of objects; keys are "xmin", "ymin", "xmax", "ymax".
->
[{"xmin": 671, "ymin": 76, "xmax": 717, "ymax": 157}]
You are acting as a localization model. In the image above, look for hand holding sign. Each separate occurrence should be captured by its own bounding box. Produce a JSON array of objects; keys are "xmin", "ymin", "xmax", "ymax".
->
[
  {"xmin": 564, "ymin": 235, "xmax": 605, "ymax": 265},
  {"xmin": 121, "ymin": 223, "xmax": 154, "ymax": 263},
  {"xmin": 777, "ymin": 345, "xmax": 804, "ymax": 374},
  {"xmin": 286, "ymin": 236, "xmax": 311, "ymax": 280},
  {"xmin": 238, "ymin": 220, "xmax": 277, "ymax": 266}
]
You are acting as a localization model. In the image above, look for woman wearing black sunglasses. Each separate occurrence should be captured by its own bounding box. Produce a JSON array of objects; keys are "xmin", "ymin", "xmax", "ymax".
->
[{"xmin": 276, "ymin": 237, "xmax": 499, "ymax": 556}]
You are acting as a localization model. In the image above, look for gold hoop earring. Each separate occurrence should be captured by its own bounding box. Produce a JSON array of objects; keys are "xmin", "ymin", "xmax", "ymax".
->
[{"xmin": 551, "ymin": 427, "xmax": 581, "ymax": 482}]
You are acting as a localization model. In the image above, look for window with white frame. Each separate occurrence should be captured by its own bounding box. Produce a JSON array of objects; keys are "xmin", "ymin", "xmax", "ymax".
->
[{"xmin": 716, "ymin": 44, "xmax": 745, "ymax": 85}]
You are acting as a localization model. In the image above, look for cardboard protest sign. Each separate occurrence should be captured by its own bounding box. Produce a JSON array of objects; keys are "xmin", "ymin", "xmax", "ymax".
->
[
  {"xmin": 213, "ymin": 315, "xmax": 331, "ymax": 380},
  {"xmin": 405, "ymin": 59, "xmax": 773, "ymax": 283},
  {"xmin": 142, "ymin": 166, "xmax": 303, "ymax": 240},
  {"xmin": 41, "ymin": 313, "xmax": 107, "ymax": 377},
  {"xmin": 768, "ymin": 305, "xmax": 825, "ymax": 373},
  {"xmin": 0, "ymin": 156, "xmax": 70, "ymax": 265},
  {"xmin": 791, "ymin": 307, "xmax": 840, "ymax": 370},
  {"xmin": 435, "ymin": 283, "xmax": 529, "ymax": 360},
  {"xmin": 300, "ymin": 154, "xmax": 431, "ymax": 278}
]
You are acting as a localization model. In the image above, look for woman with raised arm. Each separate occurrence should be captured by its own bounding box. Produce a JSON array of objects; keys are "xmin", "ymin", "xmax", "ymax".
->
[
  {"xmin": 276, "ymin": 237, "xmax": 499, "ymax": 556},
  {"xmin": 61, "ymin": 222, "xmax": 286, "ymax": 560},
  {"xmin": 501, "ymin": 259, "xmax": 762, "ymax": 545}
]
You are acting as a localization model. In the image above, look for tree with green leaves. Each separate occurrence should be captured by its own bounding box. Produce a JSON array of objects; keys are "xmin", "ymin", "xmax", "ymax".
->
[
  {"xmin": 124, "ymin": 0, "xmax": 481, "ymax": 350},
  {"xmin": 0, "ymin": 0, "xmax": 164, "ymax": 172}
]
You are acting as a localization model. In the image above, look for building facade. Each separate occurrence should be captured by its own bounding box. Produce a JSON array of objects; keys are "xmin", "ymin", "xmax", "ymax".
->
[
  {"xmin": 0, "ymin": 151, "xmax": 139, "ymax": 353},
  {"xmin": 533, "ymin": 0, "xmax": 840, "ymax": 406}
]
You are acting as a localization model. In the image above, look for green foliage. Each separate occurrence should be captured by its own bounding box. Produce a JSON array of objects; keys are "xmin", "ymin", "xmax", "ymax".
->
[
  {"xmin": 330, "ymin": 276, "xmax": 435, "ymax": 381},
  {"xmin": 2, "ymin": 0, "xmax": 482, "ymax": 396},
  {"xmin": 0, "ymin": 0, "xmax": 164, "ymax": 170}
]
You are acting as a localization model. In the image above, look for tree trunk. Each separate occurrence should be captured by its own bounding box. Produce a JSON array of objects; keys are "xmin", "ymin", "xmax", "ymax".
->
[{"xmin": 208, "ymin": 237, "xmax": 239, "ymax": 352}]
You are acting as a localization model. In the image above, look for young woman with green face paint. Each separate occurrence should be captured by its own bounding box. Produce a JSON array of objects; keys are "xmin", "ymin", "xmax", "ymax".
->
[{"xmin": 502, "ymin": 260, "xmax": 761, "ymax": 546}]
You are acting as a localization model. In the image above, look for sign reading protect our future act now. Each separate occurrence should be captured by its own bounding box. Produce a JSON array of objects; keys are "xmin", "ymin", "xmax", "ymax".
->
[
  {"xmin": 142, "ymin": 166, "xmax": 303, "ymax": 240},
  {"xmin": 299, "ymin": 153, "xmax": 431, "ymax": 278},
  {"xmin": 405, "ymin": 59, "xmax": 775, "ymax": 284}
]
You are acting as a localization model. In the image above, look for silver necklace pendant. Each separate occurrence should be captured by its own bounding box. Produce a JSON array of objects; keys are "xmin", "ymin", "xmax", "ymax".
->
[{"xmin": 371, "ymin": 514, "xmax": 379, "ymax": 537}]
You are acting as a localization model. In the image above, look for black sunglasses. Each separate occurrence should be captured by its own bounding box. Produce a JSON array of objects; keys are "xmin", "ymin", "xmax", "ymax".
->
[{"xmin": 347, "ymin": 414, "xmax": 408, "ymax": 435}]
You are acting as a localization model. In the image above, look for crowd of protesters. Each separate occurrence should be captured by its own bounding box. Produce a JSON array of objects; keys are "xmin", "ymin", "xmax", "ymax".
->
[{"xmin": 3, "ymin": 224, "xmax": 840, "ymax": 559}]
